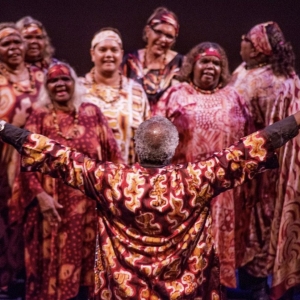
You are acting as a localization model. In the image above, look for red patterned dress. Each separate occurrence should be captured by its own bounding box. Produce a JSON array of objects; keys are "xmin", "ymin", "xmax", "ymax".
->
[
  {"xmin": 6, "ymin": 115, "xmax": 296, "ymax": 300},
  {"xmin": 8, "ymin": 103, "xmax": 122, "ymax": 300},
  {"xmin": 0, "ymin": 65, "xmax": 43, "ymax": 288},
  {"xmin": 154, "ymin": 82, "xmax": 252, "ymax": 287},
  {"xmin": 230, "ymin": 63, "xmax": 295, "ymax": 279}
]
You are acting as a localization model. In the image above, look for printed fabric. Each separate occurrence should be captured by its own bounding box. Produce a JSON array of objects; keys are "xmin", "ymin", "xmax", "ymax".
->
[
  {"xmin": 122, "ymin": 50, "xmax": 183, "ymax": 110},
  {"xmin": 0, "ymin": 66, "xmax": 43, "ymax": 288},
  {"xmin": 154, "ymin": 82, "xmax": 252, "ymax": 287},
  {"xmin": 13, "ymin": 120, "xmax": 288, "ymax": 300},
  {"xmin": 81, "ymin": 75, "xmax": 150, "ymax": 165},
  {"xmin": 8, "ymin": 102, "xmax": 122, "ymax": 300}
]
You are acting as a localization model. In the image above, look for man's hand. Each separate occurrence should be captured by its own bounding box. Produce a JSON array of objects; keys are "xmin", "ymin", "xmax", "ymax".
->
[{"xmin": 37, "ymin": 191, "xmax": 63, "ymax": 226}]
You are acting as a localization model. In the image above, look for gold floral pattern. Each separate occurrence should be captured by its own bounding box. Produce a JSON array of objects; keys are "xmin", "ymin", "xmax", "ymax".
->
[{"xmin": 18, "ymin": 127, "xmax": 278, "ymax": 299}]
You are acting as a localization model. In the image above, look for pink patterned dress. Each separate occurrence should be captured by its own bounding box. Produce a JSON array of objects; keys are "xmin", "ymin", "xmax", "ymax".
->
[
  {"xmin": 8, "ymin": 103, "xmax": 122, "ymax": 300},
  {"xmin": 154, "ymin": 82, "xmax": 252, "ymax": 288},
  {"xmin": 230, "ymin": 63, "xmax": 295, "ymax": 281}
]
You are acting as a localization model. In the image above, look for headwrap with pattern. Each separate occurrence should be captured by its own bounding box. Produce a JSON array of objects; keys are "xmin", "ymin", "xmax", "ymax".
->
[{"xmin": 248, "ymin": 21, "xmax": 282, "ymax": 56}]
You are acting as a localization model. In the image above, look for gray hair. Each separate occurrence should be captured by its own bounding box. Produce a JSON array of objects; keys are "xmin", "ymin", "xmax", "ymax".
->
[
  {"xmin": 37, "ymin": 61, "xmax": 84, "ymax": 112},
  {"xmin": 16, "ymin": 16, "xmax": 55, "ymax": 65},
  {"xmin": 135, "ymin": 116, "xmax": 179, "ymax": 165}
]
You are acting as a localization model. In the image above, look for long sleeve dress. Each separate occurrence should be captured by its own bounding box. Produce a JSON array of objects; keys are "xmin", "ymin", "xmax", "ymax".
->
[
  {"xmin": 8, "ymin": 102, "xmax": 123, "ymax": 300},
  {"xmin": 0, "ymin": 65, "xmax": 43, "ymax": 289}
]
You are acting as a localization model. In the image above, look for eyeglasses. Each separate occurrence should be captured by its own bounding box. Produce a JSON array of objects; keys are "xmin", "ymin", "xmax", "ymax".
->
[
  {"xmin": 241, "ymin": 34, "xmax": 253, "ymax": 44},
  {"xmin": 150, "ymin": 26, "xmax": 175, "ymax": 42}
]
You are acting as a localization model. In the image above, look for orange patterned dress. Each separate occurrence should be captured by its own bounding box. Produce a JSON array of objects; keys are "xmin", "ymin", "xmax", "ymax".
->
[
  {"xmin": 0, "ymin": 65, "xmax": 43, "ymax": 289},
  {"xmin": 81, "ymin": 75, "xmax": 150, "ymax": 165}
]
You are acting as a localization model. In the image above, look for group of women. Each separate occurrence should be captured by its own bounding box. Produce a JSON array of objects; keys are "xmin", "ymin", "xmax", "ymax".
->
[{"xmin": 0, "ymin": 6, "xmax": 299, "ymax": 300}]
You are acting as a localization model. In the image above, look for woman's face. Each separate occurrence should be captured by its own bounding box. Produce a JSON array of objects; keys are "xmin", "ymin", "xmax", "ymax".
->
[
  {"xmin": 145, "ymin": 23, "xmax": 176, "ymax": 56},
  {"xmin": 0, "ymin": 34, "xmax": 25, "ymax": 67},
  {"xmin": 192, "ymin": 55, "xmax": 221, "ymax": 90},
  {"xmin": 240, "ymin": 34, "xmax": 254, "ymax": 64},
  {"xmin": 46, "ymin": 75, "xmax": 75, "ymax": 104},
  {"xmin": 91, "ymin": 39, "xmax": 123, "ymax": 76},
  {"xmin": 22, "ymin": 31, "xmax": 46, "ymax": 62}
]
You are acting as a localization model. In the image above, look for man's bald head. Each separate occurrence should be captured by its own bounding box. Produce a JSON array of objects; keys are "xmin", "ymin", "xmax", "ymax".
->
[{"xmin": 135, "ymin": 116, "xmax": 179, "ymax": 166}]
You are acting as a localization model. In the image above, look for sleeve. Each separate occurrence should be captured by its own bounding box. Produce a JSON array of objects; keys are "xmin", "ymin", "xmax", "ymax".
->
[
  {"xmin": 20, "ymin": 110, "xmax": 47, "ymax": 198},
  {"xmin": 18, "ymin": 132, "xmax": 112, "ymax": 202},
  {"xmin": 191, "ymin": 115, "xmax": 299, "ymax": 197}
]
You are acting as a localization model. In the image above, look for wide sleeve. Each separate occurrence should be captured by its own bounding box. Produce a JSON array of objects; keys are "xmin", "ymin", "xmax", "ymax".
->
[
  {"xmin": 19, "ymin": 110, "xmax": 48, "ymax": 199},
  {"xmin": 190, "ymin": 115, "xmax": 299, "ymax": 198},
  {"xmin": 17, "ymin": 132, "xmax": 113, "ymax": 202}
]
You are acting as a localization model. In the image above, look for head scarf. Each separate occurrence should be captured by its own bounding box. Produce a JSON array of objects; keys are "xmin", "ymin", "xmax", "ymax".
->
[
  {"xmin": 91, "ymin": 30, "xmax": 122, "ymax": 48},
  {"xmin": 21, "ymin": 23, "xmax": 43, "ymax": 36},
  {"xmin": 248, "ymin": 21, "xmax": 281, "ymax": 56},
  {"xmin": 195, "ymin": 47, "xmax": 221, "ymax": 62},
  {"xmin": 0, "ymin": 27, "xmax": 21, "ymax": 41},
  {"xmin": 148, "ymin": 12, "xmax": 179, "ymax": 36},
  {"xmin": 47, "ymin": 63, "xmax": 72, "ymax": 81}
]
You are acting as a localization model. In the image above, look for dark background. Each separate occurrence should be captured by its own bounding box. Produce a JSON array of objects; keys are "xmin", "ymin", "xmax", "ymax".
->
[{"xmin": 1, "ymin": 0, "xmax": 300, "ymax": 76}]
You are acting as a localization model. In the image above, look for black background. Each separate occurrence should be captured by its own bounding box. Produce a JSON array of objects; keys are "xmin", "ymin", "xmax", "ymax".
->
[{"xmin": 1, "ymin": 0, "xmax": 300, "ymax": 76}]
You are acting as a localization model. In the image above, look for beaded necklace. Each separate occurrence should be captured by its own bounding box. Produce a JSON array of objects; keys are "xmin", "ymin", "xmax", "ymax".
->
[
  {"xmin": 245, "ymin": 62, "xmax": 268, "ymax": 70},
  {"xmin": 0, "ymin": 63, "xmax": 36, "ymax": 93},
  {"xmin": 190, "ymin": 81, "xmax": 222, "ymax": 94},
  {"xmin": 91, "ymin": 68, "xmax": 123, "ymax": 102},
  {"xmin": 52, "ymin": 107, "xmax": 79, "ymax": 140},
  {"xmin": 142, "ymin": 48, "xmax": 166, "ymax": 94}
]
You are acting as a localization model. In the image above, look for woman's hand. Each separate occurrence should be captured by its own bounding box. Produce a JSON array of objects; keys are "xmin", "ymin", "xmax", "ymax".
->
[{"xmin": 37, "ymin": 191, "xmax": 63, "ymax": 226}]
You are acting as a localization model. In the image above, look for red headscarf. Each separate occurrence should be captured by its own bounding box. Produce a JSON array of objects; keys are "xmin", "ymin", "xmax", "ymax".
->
[
  {"xmin": 47, "ymin": 64, "xmax": 72, "ymax": 81},
  {"xmin": 194, "ymin": 48, "xmax": 221, "ymax": 62},
  {"xmin": 248, "ymin": 21, "xmax": 282, "ymax": 56},
  {"xmin": 148, "ymin": 12, "xmax": 179, "ymax": 36}
]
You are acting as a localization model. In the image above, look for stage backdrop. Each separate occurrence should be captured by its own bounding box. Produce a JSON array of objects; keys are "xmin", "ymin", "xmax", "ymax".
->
[{"xmin": 1, "ymin": 0, "xmax": 300, "ymax": 76}]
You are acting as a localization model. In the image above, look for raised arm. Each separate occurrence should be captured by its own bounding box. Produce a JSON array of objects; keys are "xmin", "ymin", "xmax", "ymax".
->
[
  {"xmin": 191, "ymin": 113, "xmax": 300, "ymax": 197},
  {"xmin": 0, "ymin": 120, "xmax": 116, "ymax": 202}
]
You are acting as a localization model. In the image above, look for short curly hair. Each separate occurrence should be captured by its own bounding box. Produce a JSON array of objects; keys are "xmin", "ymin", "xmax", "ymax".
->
[
  {"xmin": 265, "ymin": 23, "xmax": 295, "ymax": 77},
  {"xmin": 135, "ymin": 116, "xmax": 179, "ymax": 165},
  {"xmin": 178, "ymin": 42, "xmax": 231, "ymax": 87}
]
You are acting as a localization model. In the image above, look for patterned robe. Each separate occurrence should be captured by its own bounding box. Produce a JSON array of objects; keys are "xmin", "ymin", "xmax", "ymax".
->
[
  {"xmin": 122, "ymin": 50, "xmax": 183, "ymax": 110},
  {"xmin": 230, "ymin": 63, "xmax": 294, "ymax": 278},
  {"xmin": 3, "ymin": 115, "xmax": 297, "ymax": 300},
  {"xmin": 8, "ymin": 103, "xmax": 122, "ymax": 300},
  {"xmin": 154, "ymin": 82, "xmax": 252, "ymax": 287},
  {"xmin": 0, "ymin": 65, "xmax": 43, "ymax": 288},
  {"xmin": 81, "ymin": 75, "xmax": 150, "ymax": 165},
  {"xmin": 265, "ymin": 76, "xmax": 300, "ymax": 299}
]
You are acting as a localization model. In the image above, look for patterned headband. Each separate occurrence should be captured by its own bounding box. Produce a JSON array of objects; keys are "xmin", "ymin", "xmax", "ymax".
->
[
  {"xmin": 194, "ymin": 48, "xmax": 222, "ymax": 62},
  {"xmin": 248, "ymin": 22, "xmax": 274, "ymax": 56},
  {"xmin": 91, "ymin": 30, "xmax": 122, "ymax": 48},
  {"xmin": 47, "ymin": 64, "xmax": 72, "ymax": 81},
  {"xmin": 21, "ymin": 23, "xmax": 43, "ymax": 36},
  {"xmin": 0, "ymin": 27, "xmax": 20, "ymax": 41},
  {"xmin": 149, "ymin": 13, "xmax": 179, "ymax": 35}
]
